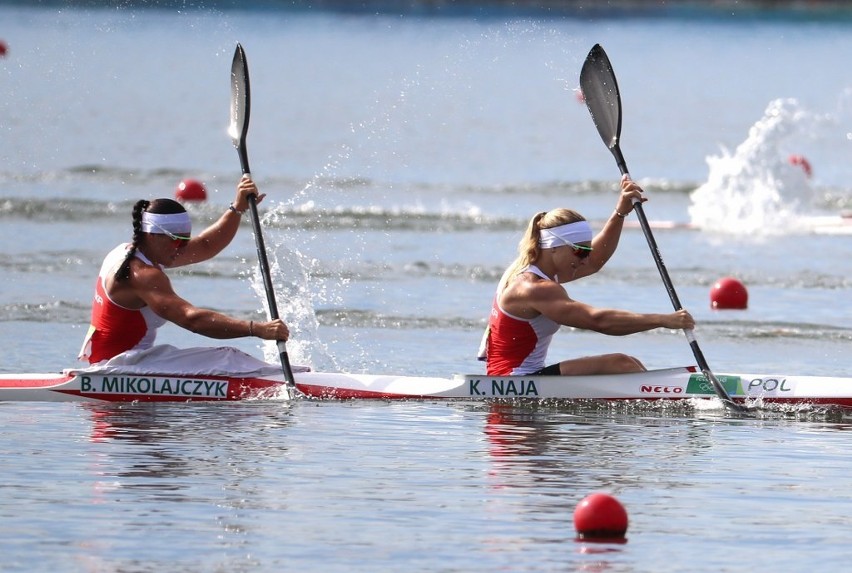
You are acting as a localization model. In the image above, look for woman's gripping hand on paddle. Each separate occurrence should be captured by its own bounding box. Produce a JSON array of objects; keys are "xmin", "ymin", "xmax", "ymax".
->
[
  {"xmin": 231, "ymin": 175, "xmax": 267, "ymax": 213},
  {"xmin": 250, "ymin": 319, "xmax": 290, "ymax": 342},
  {"xmin": 615, "ymin": 174, "xmax": 646, "ymax": 218},
  {"xmin": 663, "ymin": 309, "xmax": 695, "ymax": 331}
]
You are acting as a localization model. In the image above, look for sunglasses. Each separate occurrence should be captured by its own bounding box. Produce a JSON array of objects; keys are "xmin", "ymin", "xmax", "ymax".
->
[
  {"xmin": 551, "ymin": 235, "xmax": 593, "ymax": 259},
  {"xmin": 570, "ymin": 244, "xmax": 593, "ymax": 259},
  {"xmin": 149, "ymin": 222, "xmax": 191, "ymax": 247},
  {"xmin": 167, "ymin": 233, "xmax": 191, "ymax": 249}
]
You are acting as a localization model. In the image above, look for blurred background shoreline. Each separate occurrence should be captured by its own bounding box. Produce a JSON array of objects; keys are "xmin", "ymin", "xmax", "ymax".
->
[{"xmin": 3, "ymin": 0, "xmax": 852, "ymax": 20}]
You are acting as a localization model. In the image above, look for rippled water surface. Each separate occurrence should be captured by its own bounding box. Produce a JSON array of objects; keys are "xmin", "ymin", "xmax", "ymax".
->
[
  {"xmin": 2, "ymin": 400, "xmax": 852, "ymax": 572},
  {"xmin": 1, "ymin": 3, "xmax": 851, "ymax": 572}
]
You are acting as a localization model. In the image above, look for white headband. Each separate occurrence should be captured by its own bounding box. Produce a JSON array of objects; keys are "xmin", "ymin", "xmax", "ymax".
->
[
  {"xmin": 539, "ymin": 221, "xmax": 593, "ymax": 249},
  {"xmin": 141, "ymin": 211, "xmax": 192, "ymax": 236}
]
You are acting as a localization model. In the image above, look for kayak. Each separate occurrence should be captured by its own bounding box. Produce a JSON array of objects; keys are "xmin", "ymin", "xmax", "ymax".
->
[
  {"xmin": 2, "ymin": 366, "xmax": 851, "ymax": 408},
  {"xmin": 296, "ymin": 368, "xmax": 852, "ymax": 408},
  {"xmin": 0, "ymin": 371, "xmax": 285, "ymax": 402}
]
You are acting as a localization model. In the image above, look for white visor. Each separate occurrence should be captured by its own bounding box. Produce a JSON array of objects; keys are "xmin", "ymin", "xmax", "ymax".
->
[
  {"xmin": 538, "ymin": 221, "xmax": 593, "ymax": 249},
  {"xmin": 141, "ymin": 212, "xmax": 192, "ymax": 236}
]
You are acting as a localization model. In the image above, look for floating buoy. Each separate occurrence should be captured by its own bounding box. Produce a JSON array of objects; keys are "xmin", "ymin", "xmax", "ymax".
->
[
  {"xmin": 0, "ymin": 40, "xmax": 8, "ymax": 58},
  {"xmin": 788, "ymin": 154, "xmax": 812, "ymax": 178},
  {"xmin": 574, "ymin": 493, "xmax": 628, "ymax": 541},
  {"xmin": 710, "ymin": 276, "xmax": 748, "ymax": 310},
  {"xmin": 175, "ymin": 178, "xmax": 207, "ymax": 202}
]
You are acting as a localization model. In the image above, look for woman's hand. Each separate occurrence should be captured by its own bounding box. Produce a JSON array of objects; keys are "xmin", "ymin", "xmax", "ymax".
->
[
  {"xmin": 662, "ymin": 309, "xmax": 695, "ymax": 331},
  {"xmin": 253, "ymin": 318, "xmax": 290, "ymax": 341},
  {"xmin": 616, "ymin": 174, "xmax": 646, "ymax": 217},
  {"xmin": 233, "ymin": 175, "xmax": 266, "ymax": 213}
]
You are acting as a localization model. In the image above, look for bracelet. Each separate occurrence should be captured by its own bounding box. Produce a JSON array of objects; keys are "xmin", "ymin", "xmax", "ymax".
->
[
  {"xmin": 249, "ymin": 320, "xmax": 254, "ymax": 336},
  {"xmin": 615, "ymin": 210, "xmax": 627, "ymax": 219},
  {"xmin": 229, "ymin": 203, "xmax": 245, "ymax": 215}
]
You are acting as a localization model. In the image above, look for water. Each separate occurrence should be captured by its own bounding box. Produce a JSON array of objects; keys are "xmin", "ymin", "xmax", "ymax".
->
[{"xmin": 1, "ymin": 4, "xmax": 851, "ymax": 572}]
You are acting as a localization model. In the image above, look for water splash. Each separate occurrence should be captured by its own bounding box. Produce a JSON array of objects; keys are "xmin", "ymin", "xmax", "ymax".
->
[
  {"xmin": 689, "ymin": 98, "xmax": 818, "ymax": 234},
  {"xmin": 246, "ymin": 219, "xmax": 340, "ymax": 372}
]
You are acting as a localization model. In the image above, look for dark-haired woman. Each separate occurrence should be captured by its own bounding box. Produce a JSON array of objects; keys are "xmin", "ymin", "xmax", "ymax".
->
[
  {"xmin": 481, "ymin": 175, "xmax": 694, "ymax": 377},
  {"xmin": 79, "ymin": 176, "xmax": 289, "ymax": 365}
]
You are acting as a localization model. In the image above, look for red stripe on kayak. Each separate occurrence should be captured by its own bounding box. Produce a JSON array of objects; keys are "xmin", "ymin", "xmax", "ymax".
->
[
  {"xmin": 296, "ymin": 383, "xmax": 429, "ymax": 400},
  {"xmin": 0, "ymin": 376, "xmax": 74, "ymax": 388}
]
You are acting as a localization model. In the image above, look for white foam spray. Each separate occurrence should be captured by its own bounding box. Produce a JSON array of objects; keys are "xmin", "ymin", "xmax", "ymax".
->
[{"xmin": 689, "ymin": 98, "xmax": 818, "ymax": 235}]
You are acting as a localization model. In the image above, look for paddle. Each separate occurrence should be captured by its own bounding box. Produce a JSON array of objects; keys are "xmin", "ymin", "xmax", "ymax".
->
[
  {"xmin": 229, "ymin": 43, "xmax": 297, "ymax": 393},
  {"xmin": 580, "ymin": 43, "xmax": 746, "ymax": 412}
]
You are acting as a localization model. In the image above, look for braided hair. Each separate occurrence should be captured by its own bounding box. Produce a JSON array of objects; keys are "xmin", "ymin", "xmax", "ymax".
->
[{"xmin": 114, "ymin": 198, "xmax": 186, "ymax": 282}]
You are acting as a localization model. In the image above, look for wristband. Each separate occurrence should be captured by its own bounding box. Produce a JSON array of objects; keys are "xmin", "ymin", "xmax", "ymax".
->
[
  {"xmin": 615, "ymin": 210, "xmax": 627, "ymax": 219},
  {"xmin": 229, "ymin": 203, "xmax": 245, "ymax": 215}
]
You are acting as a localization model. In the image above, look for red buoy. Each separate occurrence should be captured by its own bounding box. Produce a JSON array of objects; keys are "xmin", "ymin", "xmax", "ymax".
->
[
  {"xmin": 710, "ymin": 276, "xmax": 748, "ymax": 310},
  {"xmin": 788, "ymin": 154, "xmax": 812, "ymax": 178},
  {"xmin": 0, "ymin": 40, "xmax": 8, "ymax": 58},
  {"xmin": 574, "ymin": 493, "xmax": 628, "ymax": 541},
  {"xmin": 175, "ymin": 178, "xmax": 207, "ymax": 202}
]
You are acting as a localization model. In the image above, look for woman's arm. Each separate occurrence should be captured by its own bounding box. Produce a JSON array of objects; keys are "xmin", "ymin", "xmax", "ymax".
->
[
  {"xmin": 132, "ymin": 263, "xmax": 288, "ymax": 340},
  {"xmin": 529, "ymin": 279, "xmax": 694, "ymax": 335},
  {"xmin": 170, "ymin": 176, "xmax": 266, "ymax": 267},
  {"xmin": 571, "ymin": 175, "xmax": 645, "ymax": 280}
]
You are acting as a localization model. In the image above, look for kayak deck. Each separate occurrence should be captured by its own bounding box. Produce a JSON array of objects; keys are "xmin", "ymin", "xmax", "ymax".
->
[
  {"xmin": 2, "ymin": 367, "xmax": 850, "ymax": 408},
  {"xmin": 0, "ymin": 372, "xmax": 286, "ymax": 402},
  {"xmin": 294, "ymin": 368, "xmax": 852, "ymax": 408}
]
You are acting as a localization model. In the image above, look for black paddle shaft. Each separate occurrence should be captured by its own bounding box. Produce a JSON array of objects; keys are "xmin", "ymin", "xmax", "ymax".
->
[
  {"xmin": 580, "ymin": 44, "xmax": 746, "ymax": 412},
  {"xmin": 229, "ymin": 43, "xmax": 296, "ymax": 389}
]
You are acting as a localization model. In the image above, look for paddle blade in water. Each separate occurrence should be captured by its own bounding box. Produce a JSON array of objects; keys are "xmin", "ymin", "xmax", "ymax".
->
[{"xmin": 580, "ymin": 44, "xmax": 622, "ymax": 153}]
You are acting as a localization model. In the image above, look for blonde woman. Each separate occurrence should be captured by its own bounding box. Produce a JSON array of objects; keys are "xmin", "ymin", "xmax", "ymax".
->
[{"xmin": 481, "ymin": 175, "xmax": 694, "ymax": 376}]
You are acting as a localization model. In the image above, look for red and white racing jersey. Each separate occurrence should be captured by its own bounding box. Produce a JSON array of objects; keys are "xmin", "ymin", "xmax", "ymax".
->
[
  {"xmin": 484, "ymin": 266, "xmax": 561, "ymax": 376},
  {"xmin": 78, "ymin": 244, "xmax": 167, "ymax": 364}
]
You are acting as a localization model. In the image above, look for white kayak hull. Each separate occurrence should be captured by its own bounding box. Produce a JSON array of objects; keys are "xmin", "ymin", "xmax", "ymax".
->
[
  {"xmin": 295, "ymin": 368, "xmax": 852, "ymax": 408},
  {"xmin": 0, "ymin": 371, "xmax": 287, "ymax": 402},
  {"xmin": 1, "ymin": 367, "xmax": 851, "ymax": 408}
]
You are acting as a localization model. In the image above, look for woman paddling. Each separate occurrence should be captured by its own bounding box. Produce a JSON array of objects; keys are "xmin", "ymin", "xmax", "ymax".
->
[
  {"xmin": 78, "ymin": 176, "xmax": 289, "ymax": 367},
  {"xmin": 480, "ymin": 175, "xmax": 695, "ymax": 376}
]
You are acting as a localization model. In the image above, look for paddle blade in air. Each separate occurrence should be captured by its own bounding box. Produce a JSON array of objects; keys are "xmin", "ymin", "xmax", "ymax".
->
[
  {"xmin": 229, "ymin": 43, "xmax": 251, "ymax": 174},
  {"xmin": 580, "ymin": 44, "xmax": 622, "ymax": 153}
]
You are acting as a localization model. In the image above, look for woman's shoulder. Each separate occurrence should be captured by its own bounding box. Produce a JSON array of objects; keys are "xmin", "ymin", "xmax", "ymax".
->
[
  {"xmin": 129, "ymin": 258, "xmax": 167, "ymax": 278},
  {"xmin": 504, "ymin": 271, "xmax": 558, "ymax": 299}
]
